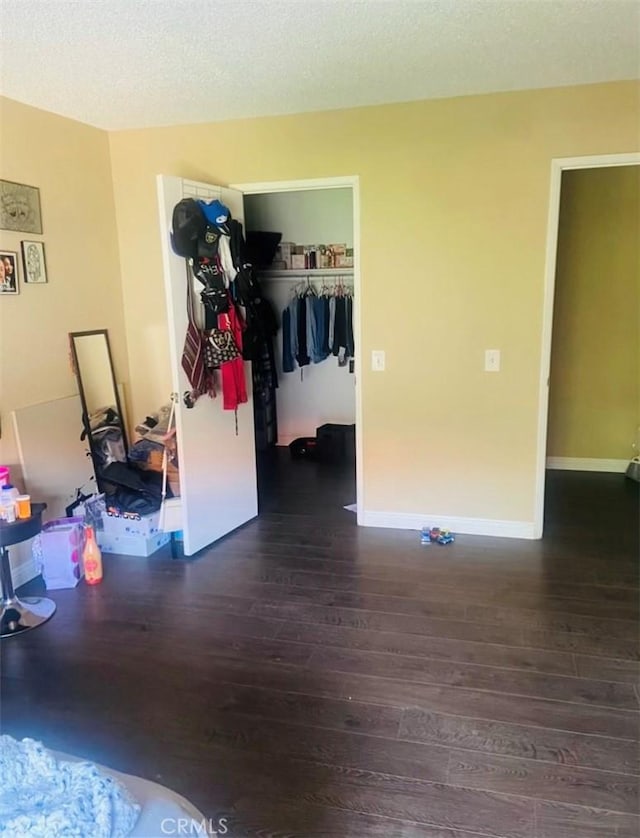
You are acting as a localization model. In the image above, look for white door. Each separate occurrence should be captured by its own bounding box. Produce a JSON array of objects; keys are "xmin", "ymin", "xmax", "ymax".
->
[{"xmin": 156, "ymin": 176, "xmax": 257, "ymax": 555}]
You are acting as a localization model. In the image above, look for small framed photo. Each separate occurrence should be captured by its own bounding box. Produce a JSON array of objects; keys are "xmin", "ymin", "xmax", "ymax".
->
[
  {"xmin": 0, "ymin": 250, "xmax": 19, "ymax": 295},
  {"xmin": 21, "ymin": 240, "xmax": 48, "ymax": 284}
]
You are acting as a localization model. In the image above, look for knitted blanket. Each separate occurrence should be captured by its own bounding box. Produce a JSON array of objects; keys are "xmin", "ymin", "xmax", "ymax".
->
[{"xmin": 0, "ymin": 736, "xmax": 140, "ymax": 837}]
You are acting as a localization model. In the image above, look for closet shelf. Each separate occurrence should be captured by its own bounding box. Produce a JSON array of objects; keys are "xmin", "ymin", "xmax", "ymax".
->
[{"xmin": 260, "ymin": 268, "xmax": 354, "ymax": 279}]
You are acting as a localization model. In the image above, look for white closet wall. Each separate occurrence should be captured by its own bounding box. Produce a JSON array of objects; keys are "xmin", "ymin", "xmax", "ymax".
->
[
  {"xmin": 244, "ymin": 189, "xmax": 355, "ymax": 445},
  {"xmin": 244, "ymin": 189, "xmax": 353, "ymax": 249}
]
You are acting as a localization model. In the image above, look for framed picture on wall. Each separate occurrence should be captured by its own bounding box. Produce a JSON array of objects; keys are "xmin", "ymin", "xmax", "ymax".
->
[
  {"xmin": 0, "ymin": 250, "xmax": 19, "ymax": 295},
  {"xmin": 0, "ymin": 180, "xmax": 43, "ymax": 234},
  {"xmin": 21, "ymin": 240, "xmax": 48, "ymax": 284}
]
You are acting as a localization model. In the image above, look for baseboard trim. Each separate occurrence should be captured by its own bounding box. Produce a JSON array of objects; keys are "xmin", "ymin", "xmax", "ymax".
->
[
  {"xmin": 276, "ymin": 436, "xmax": 297, "ymax": 447},
  {"xmin": 361, "ymin": 510, "xmax": 536, "ymax": 539},
  {"xmin": 9, "ymin": 559, "xmax": 38, "ymax": 591},
  {"xmin": 546, "ymin": 457, "xmax": 628, "ymax": 473}
]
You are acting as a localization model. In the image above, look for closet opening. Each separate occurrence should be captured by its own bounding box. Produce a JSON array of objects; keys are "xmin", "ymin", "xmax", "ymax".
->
[{"xmin": 237, "ymin": 179, "xmax": 361, "ymax": 521}]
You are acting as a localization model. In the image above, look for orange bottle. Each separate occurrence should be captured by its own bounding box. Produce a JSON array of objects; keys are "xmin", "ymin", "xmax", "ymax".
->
[{"xmin": 83, "ymin": 525, "xmax": 103, "ymax": 585}]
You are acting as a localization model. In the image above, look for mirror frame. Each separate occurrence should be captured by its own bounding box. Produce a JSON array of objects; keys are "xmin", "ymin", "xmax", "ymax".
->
[{"xmin": 68, "ymin": 329, "xmax": 129, "ymax": 487}]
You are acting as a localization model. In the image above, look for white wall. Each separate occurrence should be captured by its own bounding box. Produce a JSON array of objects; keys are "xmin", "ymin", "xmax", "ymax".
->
[
  {"xmin": 244, "ymin": 188, "xmax": 353, "ymax": 248},
  {"xmin": 245, "ymin": 189, "xmax": 356, "ymax": 444},
  {"xmin": 0, "ymin": 97, "xmax": 128, "ymax": 587}
]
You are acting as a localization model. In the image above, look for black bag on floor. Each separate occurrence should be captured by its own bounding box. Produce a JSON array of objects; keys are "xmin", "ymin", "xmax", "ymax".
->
[{"xmin": 289, "ymin": 437, "xmax": 318, "ymax": 460}]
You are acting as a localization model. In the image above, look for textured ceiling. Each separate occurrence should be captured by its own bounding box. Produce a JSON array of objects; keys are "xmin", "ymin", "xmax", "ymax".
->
[{"xmin": 0, "ymin": 0, "xmax": 638, "ymax": 130}]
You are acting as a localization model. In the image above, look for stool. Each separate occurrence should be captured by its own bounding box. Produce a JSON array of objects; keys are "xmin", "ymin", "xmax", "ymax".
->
[{"xmin": 0, "ymin": 503, "xmax": 56, "ymax": 638}]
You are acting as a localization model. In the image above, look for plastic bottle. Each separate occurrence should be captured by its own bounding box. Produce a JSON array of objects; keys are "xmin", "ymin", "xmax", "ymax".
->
[
  {"xmin": 83, "ymin": 525, "xmax": 103, "ymax": 585},
  {"xmin": 0, "ymin": 499, "xmax": 15, "ymax": 523},
  {"xmin": 0, "ymin": 485, "xmax": 18, "ymax": 522},
  {"xmin": 2, "ymin": 484, "xmax": 19, "ymax": 504}
]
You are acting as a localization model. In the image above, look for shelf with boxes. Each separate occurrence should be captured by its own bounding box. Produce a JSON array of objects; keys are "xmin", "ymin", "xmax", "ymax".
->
[{"xmin": 273, "ymin": 241, "xmax": 354, "ymax": 272}]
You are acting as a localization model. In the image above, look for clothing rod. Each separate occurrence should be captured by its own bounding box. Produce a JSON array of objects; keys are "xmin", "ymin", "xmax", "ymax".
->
[
  {"xmin": 258, "ymin": 274, "xmax": 353, "ymax": 285},
  {"xmin": 260, "ymin": 269, "xmax": 354, "ymax": 278}
]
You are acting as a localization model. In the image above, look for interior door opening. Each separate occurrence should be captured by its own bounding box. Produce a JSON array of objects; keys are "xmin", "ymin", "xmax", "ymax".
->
[
  {"xmin": 158, "ymin": 174, "xmax": 362, "ymax": 554},
  {"xmin": 241, "ymin": 182, "xmax": 360, "ymax": 521},
  {"xmin": 539, "ymin": 158, "xmax": 639, "ymax": 537}
]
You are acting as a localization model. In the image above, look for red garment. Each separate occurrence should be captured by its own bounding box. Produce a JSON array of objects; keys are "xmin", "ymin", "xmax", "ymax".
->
[{"xmin": 218, "ymin": 302, "xmax": 247, "ymax": 411}]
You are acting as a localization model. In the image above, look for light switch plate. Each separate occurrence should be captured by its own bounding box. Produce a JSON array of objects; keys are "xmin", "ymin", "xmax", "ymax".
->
[
  {"xmin": 485, "ymin": 349, "xmax": 501, "ymax": 372},
  {"xmin": 372, "ymin": 350, "xmax": 385, "ymax": 371}
]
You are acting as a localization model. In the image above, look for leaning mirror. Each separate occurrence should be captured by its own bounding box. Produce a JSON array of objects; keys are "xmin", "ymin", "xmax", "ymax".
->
[{"xmin": 68, "ymin": 330, "xmax": 128, "ymax": 490}]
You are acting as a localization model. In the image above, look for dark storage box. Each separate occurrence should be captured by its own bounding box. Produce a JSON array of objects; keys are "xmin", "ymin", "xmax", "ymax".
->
[{"xmin": 316, "ymin": 423, "xmax": 355, "ymax": 464}]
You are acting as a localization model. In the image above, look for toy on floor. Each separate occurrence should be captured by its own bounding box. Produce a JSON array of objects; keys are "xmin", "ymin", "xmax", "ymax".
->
[{"xmin": 421, "ymin": 526, "xmax": 455, "ymax": 545}]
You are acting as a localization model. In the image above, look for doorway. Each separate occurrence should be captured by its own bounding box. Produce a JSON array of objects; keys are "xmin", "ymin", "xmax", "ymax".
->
[
  {"xmin": 232, "ymin": 177, "xmax": 362, "ymax": 522},
  {"xmin": 535, "ymin": 153, "xmax": 640, "ymax": 536}
]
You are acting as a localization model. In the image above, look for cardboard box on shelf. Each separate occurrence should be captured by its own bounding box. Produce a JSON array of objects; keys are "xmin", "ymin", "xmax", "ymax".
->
[
  {"xmin": 276, "ymin": 242, "xmax": 294, "ymax": 269},
  {"xmin": 335, "ymin": 254, "xmax": 354, "ymax": 268}
]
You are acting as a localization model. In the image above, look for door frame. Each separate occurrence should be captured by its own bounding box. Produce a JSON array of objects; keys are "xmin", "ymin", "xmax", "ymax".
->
[
  {"xmin": 230, "ymin": 176, "xmax": 364, "ymax": 523},
  {"xmin": 534, "ymin": 152, "xmax": 640, "ymax": 537}
]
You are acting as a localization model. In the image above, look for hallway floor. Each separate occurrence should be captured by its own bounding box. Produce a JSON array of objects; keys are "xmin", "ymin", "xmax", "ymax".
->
[{"xmin": 3, "ymin": 459, "xmax": 639, "ymax": 837}]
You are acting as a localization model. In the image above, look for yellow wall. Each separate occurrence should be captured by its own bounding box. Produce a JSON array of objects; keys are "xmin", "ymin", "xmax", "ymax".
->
[
  {"xmin": 108, "ymin": 81, "xmax": 639, "ymax": 526},
  {"xmin": 548, "ymin": 166, "xmax": 640, "ymax": 460},
  {"xmin": 0, "ymin": 97, "xmax": 129, "ymax": 484}
]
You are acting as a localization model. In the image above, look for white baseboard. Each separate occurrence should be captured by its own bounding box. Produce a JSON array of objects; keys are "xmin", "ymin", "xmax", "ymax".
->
[
  {"xmin": 276, "ymin": 436, "xmax": 297, "ymax": 447},
  {"xmin": 361, "ymin": 510, "xmax": 536, "ymax": 539},
  {"xmin": 546, "ymin": 457, "xmax": 629, "ymax": 473},
  {"xmin": 4, "ymin": 559, "xmax": 38, "ymax": 593}
]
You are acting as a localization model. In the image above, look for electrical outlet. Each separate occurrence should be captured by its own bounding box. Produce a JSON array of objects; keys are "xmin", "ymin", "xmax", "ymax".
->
[
  {"xmin": 485, "ymin": 349, "xmax": 501, "ymax": 372},
  {"xmin": 371, "ymin": 350, "xmax": 385, "ymax": 371}
]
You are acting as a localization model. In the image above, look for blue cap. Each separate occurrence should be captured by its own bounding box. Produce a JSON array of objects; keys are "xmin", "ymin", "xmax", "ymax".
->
[{"xmin": 197, "ymin": 199, "xmax": 230, "ymax": 228}]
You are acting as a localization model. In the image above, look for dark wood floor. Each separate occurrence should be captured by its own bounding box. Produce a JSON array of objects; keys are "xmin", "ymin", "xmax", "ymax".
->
[{"xmin": 3, "ymin": 453, "xmax": 639, "ymax": 837}]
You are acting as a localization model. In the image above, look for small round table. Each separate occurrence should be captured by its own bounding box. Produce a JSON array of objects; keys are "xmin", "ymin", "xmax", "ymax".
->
[{"xmin": 0, "ymin": 503, "xmax": 55, "ymax": 638}]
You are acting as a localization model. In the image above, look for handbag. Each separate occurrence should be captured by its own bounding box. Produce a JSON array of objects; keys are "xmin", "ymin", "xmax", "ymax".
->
[
  {"xmin": 181, "ymin": 275, "xmax": 206, "ymax": 394},
  {"xmin": 204, "ymin": 315, "xmax": 241, "ymax": 368}
]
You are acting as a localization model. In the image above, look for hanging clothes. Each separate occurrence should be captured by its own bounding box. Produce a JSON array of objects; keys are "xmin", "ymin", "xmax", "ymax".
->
[
  {"xmin": 289, "ymin": 296, "xmax": 299, "ymax": 361},
  {"xmin": 309, "ymin": 295, "xmax": 329, "ymax": 363},
  {"xmin": 218, "ymin": 302, "xmax": 247, "ymax": 411},
  {"xmin": 345, "ymin": 295, "xmax": 355, "ymax": 358},
  {"xmin": 282, "ymin": 307, "xmax": 294, "ymax": 373},
  {"xmin": 280, "ymin": 280, "xmax": 354, "ymax": 373},
  {"xmin": 332, "ymin": 296, "xmax": 348, "ymax": 357},
  {"xmin": 328, "ymin": 296, "xmax": 336, "ymax": 353},
  {"xmin": 321, "ymin": 294, "xmax": 331, "ymax": 356},
  {"xmin": 296, "ymin": 294, "xmax": 310, "ymax": 367},
  {"xmin": 306, "ymin": 291, "xmax": 330, "ymax": 364}
]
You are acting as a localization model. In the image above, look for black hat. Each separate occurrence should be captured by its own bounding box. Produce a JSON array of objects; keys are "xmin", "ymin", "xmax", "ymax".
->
[{"xmin": 170, "ymin": 199, "xmax": 206, "ymax": 260}]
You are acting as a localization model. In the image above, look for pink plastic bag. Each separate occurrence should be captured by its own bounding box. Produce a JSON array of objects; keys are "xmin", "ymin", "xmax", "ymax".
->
[{"xmin": 38, "ymin": 517, "xmax": 86, "ymax": 590}]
